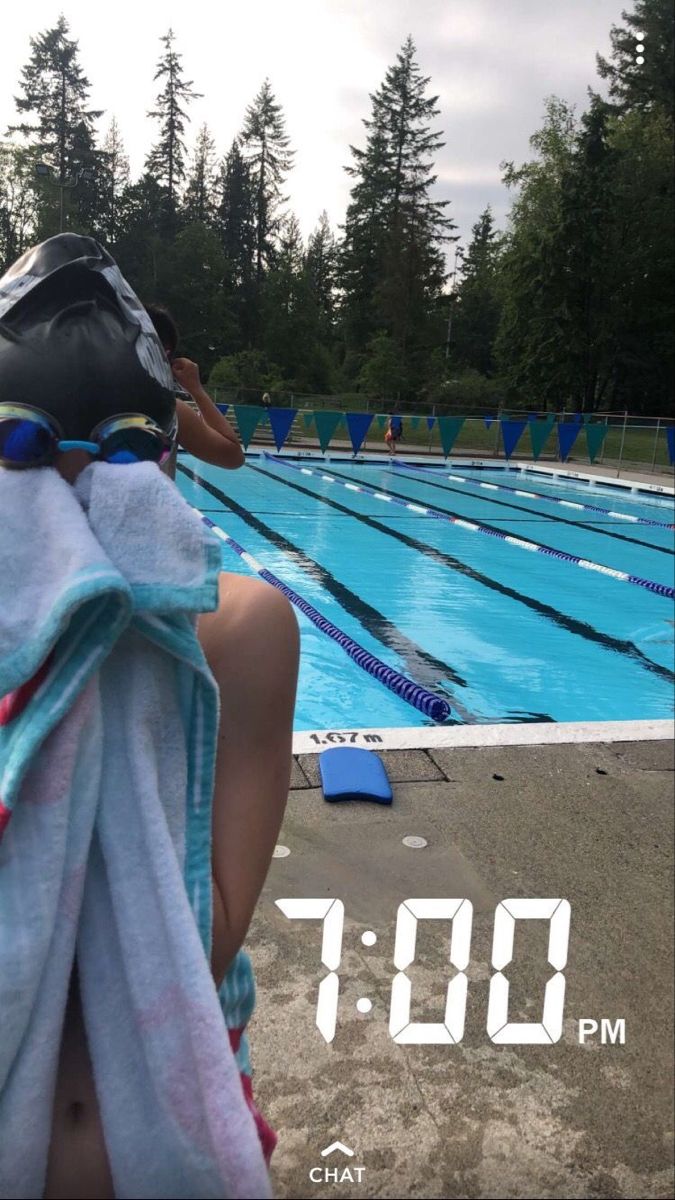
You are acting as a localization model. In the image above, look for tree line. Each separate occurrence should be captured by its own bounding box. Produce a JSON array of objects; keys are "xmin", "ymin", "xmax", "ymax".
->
[{"xmin": 1, "ymin": 0, "xmax": 672, "ymax": 414}]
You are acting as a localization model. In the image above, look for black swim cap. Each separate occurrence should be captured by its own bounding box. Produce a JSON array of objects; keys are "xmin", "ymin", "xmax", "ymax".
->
[{"xmin": 0, "ymin": 234, "xmax": 176, "ymax": 440}]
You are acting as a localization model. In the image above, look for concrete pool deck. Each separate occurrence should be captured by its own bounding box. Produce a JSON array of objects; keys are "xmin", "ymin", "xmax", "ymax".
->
[{"xmin": 248, "ymin": 736, "xmax": 674, "ymax": 1199}]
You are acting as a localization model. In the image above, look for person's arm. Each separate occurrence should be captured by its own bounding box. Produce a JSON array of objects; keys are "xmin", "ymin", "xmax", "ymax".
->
[
  {"xmin": 172, "ymin": 358, "xmax": 245, "ymax": 469},
  {"xmin": 198, "ymin": 574, "xmax": 299, "ymax": 986}
]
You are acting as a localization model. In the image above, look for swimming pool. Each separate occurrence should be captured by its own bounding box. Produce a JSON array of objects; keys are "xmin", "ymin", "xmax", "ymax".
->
[{"xmin": 176, "ymin": 453, "xmax": 675, "ymax": 732}]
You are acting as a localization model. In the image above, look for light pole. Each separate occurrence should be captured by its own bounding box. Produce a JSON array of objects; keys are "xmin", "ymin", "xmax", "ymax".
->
[
  {"xmin": 35, "ymin": 162, "xmax": 95, "ymax": 232},
  {"xmin": 445, "ymin": 243, "xmax": 463, "ymax": 360}
]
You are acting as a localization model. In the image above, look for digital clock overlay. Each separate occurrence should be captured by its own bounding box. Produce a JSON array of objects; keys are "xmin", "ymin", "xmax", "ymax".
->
[{"xmin": 248, "ymin": 739, "xmax": 673, "ymax": 1198}]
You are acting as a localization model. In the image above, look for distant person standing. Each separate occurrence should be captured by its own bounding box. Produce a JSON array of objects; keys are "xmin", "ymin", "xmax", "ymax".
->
[
  {"xmin": 385, "ymin": 410, "xmax": 403, "ymax": 455},
  {"xmin": 261, "ymin": 392, "xmax": 272, "ymax": 410}
]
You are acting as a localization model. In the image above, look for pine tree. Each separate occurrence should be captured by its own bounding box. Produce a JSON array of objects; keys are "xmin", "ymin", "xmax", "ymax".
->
[
  {"xmin": 340, "ymin": 37, "xmax": 456, "ymax": 396},
  {"xmin": 597, "ymin": 0, "xmax": 674, "ymax": 120},
  {"xmin": 8, "ymin": 15, "xmax": 103, "ymax": 235},
  {"xmin": 145, "ymin": 29, "xmax": 202, "ymax": 226},
  {"xmin": 113, "ymin": 172, "xmax": 168, "ymax": 299},
  {"xmin": 182, "ymin": 124, "xmax": 217, "ymax": 226},
  {"xmin": 261, "ymin": 214, "xmax": 334, "ymax": 392},
  {"xmin": 496, "ymin": 97, "xmax": 622, "ymax": 411},
  {"xmin": 305, "ymin": 211, "xmax": 338, "ymax": 338},
  {"xmin": 215, "ymin": 139, "xmax": 257, "ymax": 347},
  {"xmin": 240, "ymin": 80, "xmax": 294, "ymax": 287},
  {"xmin": 452, "ymin": 207, "xmax": 502, "ymax": 376},
  {"xmin": 99, "ymin": 117, "xmax": 129, "ymax": 244}
]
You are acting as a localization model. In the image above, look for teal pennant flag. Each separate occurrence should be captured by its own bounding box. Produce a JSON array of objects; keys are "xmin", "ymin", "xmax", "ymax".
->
[
  {"xmin": 585, "ymin": 423, "xmax": 608, "ymax": 463},
  {"xmin": 302, "ymin": 411, "xmax": 315, "ymax": 429},
  {"xmin": 410, "ymin": 416, "xmax": 421, "ymax": 431},
  {"xmin": 314, "ymin": 410, "xmax": 344, "ymax": 453},
  {"xmin": 437, "ymin": 416, "xmax": 465, "ymax": 457},
  {"xmin": 528, "ymin": 415, "xmax": 555, "ymax": 461},
  {"xmin": 376, "ymin": 414, "xmax": 388, "ymax": 430},
  {"xmin": 233, "ymin": 404, "xmax": 264, "ymax": 449}
]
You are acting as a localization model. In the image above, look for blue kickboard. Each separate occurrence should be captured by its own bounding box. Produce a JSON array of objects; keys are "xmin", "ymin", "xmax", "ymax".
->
[{"xmin": 319, "ymin": 747, "xmax": 393, "ymax": 805}]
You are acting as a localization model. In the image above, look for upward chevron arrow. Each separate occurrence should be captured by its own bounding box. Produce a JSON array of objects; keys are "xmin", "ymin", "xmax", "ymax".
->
[{"xmin": 321, "ymin": 1142, "xmax": 355, "ymax": 1158}]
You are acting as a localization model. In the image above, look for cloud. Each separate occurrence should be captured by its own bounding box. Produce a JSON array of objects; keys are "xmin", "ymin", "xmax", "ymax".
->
[{"xmin": 1, "ymin": 0, "xmax": 626, "ymax": 255}]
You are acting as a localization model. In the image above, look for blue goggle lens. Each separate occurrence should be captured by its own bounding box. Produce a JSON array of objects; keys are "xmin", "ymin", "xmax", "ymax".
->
[{"xmin": 0, "ymin": 416, "xmax": 55, "ymax": 464}]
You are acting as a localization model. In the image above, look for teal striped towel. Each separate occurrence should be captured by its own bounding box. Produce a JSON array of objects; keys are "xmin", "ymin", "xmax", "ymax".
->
[{"xmin": 0, "ymin": 462, "xmax": 271, "ymax": 1199}]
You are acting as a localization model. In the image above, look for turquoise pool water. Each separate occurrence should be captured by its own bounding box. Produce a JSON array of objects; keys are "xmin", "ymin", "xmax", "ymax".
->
[{"xmin": 176, "ymin": 454, "xmax": 675, "ymax": 730}]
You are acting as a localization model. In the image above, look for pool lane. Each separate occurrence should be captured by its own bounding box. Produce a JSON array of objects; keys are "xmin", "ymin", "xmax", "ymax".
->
[
  {"xmin": 178, "ymin": 464, "xmax": 476, "ymax": 725},
  {"xmin": 177, "ymin": 457, "xmax": 674, "ymax": 724},
  {"xmin": 325, "ymin": 464, "xmax": 675, "ymax": 587},
  {"xmin": 391, "ymin": 462, "xmax": 675, "ymax": 553}
]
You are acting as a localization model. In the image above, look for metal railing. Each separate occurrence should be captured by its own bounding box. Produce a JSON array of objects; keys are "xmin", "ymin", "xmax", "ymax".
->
[{"xmin": 212, "ymin": 392, "xmax": 674, "ymax": 475}]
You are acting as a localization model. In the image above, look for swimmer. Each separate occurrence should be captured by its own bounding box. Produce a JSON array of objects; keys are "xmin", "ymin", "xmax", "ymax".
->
[{"xmin": 0, "ymin": 234, "xmax": 298, "ymax": 1198}]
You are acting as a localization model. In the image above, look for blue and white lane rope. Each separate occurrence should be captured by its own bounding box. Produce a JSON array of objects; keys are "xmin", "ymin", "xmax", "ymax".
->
[
  {"xmin": 393, "ymin": 460, "xmax": 675, "ymax": 530},
  {"xmin": 264, "ymin": 455, "xmax": 675, "ymax": 601},
  {"xmin": 196, "ymin": 512, "xmax": 452, "ymax": 724}
]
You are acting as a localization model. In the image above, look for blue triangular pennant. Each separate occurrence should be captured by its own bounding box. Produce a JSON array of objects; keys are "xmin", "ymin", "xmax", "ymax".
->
[
  {"xmin": 426, "ymin": 416, "xmax": 436, "ymax": 431},
  {"xmin": 557, "ymin": 422, "xmax": 581, "ymax": 462},
  {"xmin": 484, "ymin": 416, "xmax": 494, "ymax": 429},
  {"xmin": 346, "ymin": 412, "xmax": 374, "ymax": 454},
  {"xmin": 500, "ymin": 419, "xmax": 527, "ymax": 459},
  {"xmin": 268, "ymin": 407, "xmax": 297, "ymax": 451},
  {"xmin": 666, "ymin": 427, "xmax": 675, "ymax": 465}
]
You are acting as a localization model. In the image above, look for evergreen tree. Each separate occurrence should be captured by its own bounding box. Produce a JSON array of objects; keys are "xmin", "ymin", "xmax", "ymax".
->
[
  {"xmin": 113, "ymin": 172, "xmax": 169, "ymax": 299},
  {"xmin": 305, "ymin": 210, "xmax": 338, "ymax": 339},
  {"xmin": 99, "ymin": 117, "xmax": 129, "ymax": 244},
  {"xmin": 240, "ymin": 80, "xmax": 294, "ymax": 287},
  {"xmin": 0, "ymin": 141, "xmax": 40, "ymax": 271},
  {"xmin": 452, "ymin": 207, "xmax": 502, "ymax": 376},
  {"xmin": 182, "ymin": 123, "xmax": 217, "ymax": 226},
  {"xmin": 341, "ymin": 37, "xmax": 456, "ymax": 397},
  {"xmin": 495, "ymin": 98, "xmax": 580, "ymax": 407},
  {"xmin": 8, "ymin": 15, "xmax": 103, "ymax": 236},
  {"xmin": 602, "ymin": 105, "xmax": 674, "ymax": 411},
  {"xmin": 159, "ymin": 222, "xmax": 235, "ymax": 376},
  {"xmin": 597, "ymin": 0, "xmax": 674, "ymax": 120},
  {"xmin": 215, "ymin": 139, "xmax": 257, "ymax": 347},
  {"xmin": 145, "ymin": 29, "xmax": 202, "ymax": 226},
  {"xmin": 260, "ymin": 213, "xmax": 319, "ymax": 387}
]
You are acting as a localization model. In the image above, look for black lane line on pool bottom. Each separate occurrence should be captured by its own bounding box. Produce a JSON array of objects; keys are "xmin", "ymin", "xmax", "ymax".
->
[
  {"xmin": 329, "ymin": 465, "xmax": 674, "ymax": 557},
  {"xmin": 253, "ymin": 461, "xmax": 675, "ymax": 685},
  {"xmin": 178, "ymin": 465, "xmax": 484, "ymax": 723}
]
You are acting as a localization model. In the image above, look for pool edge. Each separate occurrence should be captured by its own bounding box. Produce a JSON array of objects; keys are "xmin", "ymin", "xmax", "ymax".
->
[{"xmin": 293, "ymin": 718, "xmax": 674, "ymax": 753}]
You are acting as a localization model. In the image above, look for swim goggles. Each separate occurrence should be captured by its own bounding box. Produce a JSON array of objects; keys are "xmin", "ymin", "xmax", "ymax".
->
[{"xmin": 0, "ymin": 403, "xmax": 176, "ymax": 469}]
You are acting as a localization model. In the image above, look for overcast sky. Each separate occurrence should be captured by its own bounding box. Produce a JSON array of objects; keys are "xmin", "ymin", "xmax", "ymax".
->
[{"xmin": 3, "ymin": 0, "xmax": 629, "ymax": 255}]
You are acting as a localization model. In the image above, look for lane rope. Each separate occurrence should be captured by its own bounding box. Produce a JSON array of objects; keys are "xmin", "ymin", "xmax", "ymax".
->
[
  {"xmin": 196, "ymin": 511, "xmax": 452, "ymax": 724},
  {"xmin": 265, "ymin": 455, "xmax": 674, "ymax": 600},
  {"xmin": 393, "ymin": 460, "xmax": 675, "ymax": 530}
]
